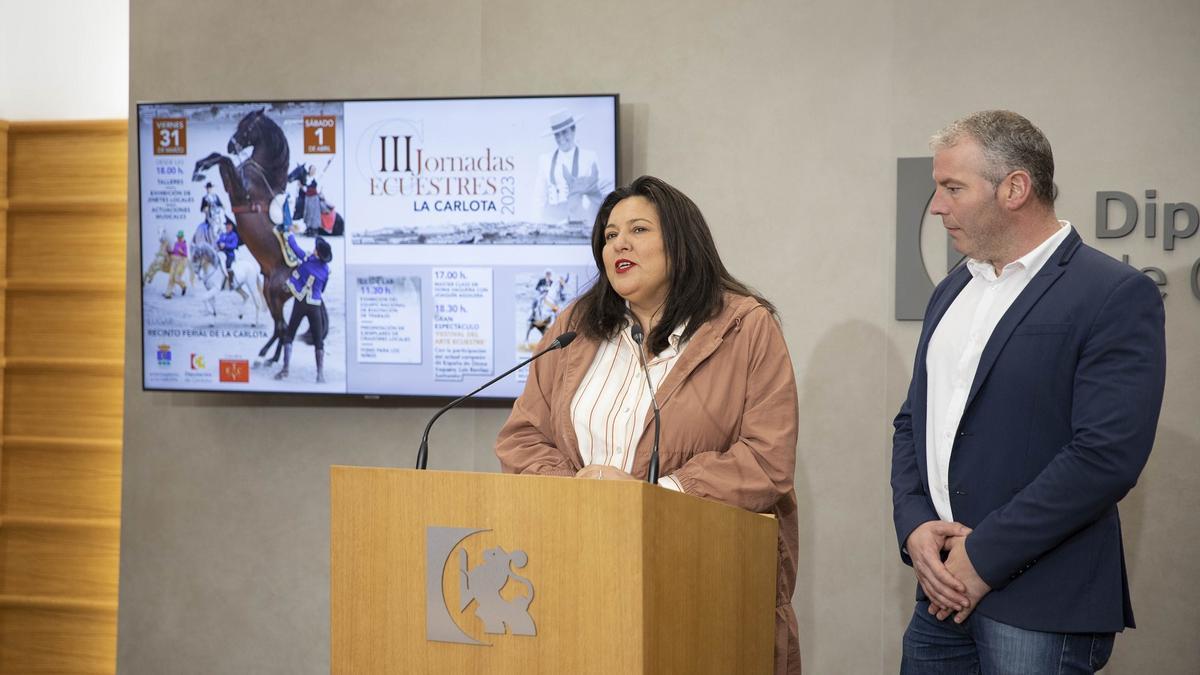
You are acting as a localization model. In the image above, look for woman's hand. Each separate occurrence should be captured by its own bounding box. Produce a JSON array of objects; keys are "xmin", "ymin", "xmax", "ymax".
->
[{"xmin": 576, "ymin": 464, "xmax": 637, "ymax": 481}]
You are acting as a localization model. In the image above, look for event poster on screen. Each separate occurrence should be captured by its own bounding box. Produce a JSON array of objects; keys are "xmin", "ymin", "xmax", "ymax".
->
[{"xmin": 137, "ymin": 95, "xmax": 615, "ymax": 397}]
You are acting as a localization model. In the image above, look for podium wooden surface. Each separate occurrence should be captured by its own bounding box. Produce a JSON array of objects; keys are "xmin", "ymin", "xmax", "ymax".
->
[{"xmin": 331, "ymin": 466, "xmax": 778, "ymax": 674}]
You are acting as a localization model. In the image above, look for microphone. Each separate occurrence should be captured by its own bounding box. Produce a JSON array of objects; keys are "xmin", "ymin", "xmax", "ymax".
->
[
  {"xmin": 629, "ymin": 321, "xmax": 661, "ymax": 485},
  {"xmin": 415, "ymin": 331, "xmax": 577, "ymax": 470}
]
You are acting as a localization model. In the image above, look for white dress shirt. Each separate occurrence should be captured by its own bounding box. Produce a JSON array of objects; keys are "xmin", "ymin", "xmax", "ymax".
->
[
  {"xmin": 570, "ymin": 323, "xmax": 687, "ymax": 491},
  {"xmin": 925, "ymin": 222, "xmax": 1072, "ymax": 521}
]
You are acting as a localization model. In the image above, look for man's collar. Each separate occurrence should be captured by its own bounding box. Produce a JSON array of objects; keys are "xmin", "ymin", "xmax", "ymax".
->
[{"xmin": 966, "ymin": 220, "xmax": 1071, "ymax": 281}]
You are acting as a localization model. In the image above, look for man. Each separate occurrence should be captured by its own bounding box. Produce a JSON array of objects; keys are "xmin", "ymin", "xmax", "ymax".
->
[
  {"xmin": 216, "ymin": 220, "xmax": 240, "ymax": 290},
  {"xmin": 534, "ymin": 268, "xmax": 554, "ymax": 294},
  {"xmin": 196, "ymin": 182, "xmax": 223, "ymax": 247},
  {"xmin": 891, "ymin": 110, "xmax": 1165, "ymax": 673},
  {"xmin": 535, "ymin": 109, "xmax": 606, "ymax": 228},
  {"xmin": 274, "ymin": 221, "xmax": 332, "ymax": 384},
  {"xmin": 163, "ymin": 230, "xmax": 189, "ymax": 299}
]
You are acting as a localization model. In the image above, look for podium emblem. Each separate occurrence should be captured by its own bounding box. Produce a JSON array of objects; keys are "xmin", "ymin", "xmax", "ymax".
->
[{"xmin": 426, "ymin": 527, "xmax": 537, "ymax": 645}]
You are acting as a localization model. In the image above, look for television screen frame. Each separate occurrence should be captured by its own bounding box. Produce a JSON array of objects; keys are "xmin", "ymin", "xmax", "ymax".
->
[{"xmin": 135, "ymin": 93, "xmax": 620, "ymax": 401}]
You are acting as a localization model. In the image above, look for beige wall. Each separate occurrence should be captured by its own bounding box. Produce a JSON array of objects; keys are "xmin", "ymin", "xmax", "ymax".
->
[
  {"xmin": 0, "ymin": 0, "xmax": 128, "ymax": 120},
  {"xmin": 122, "ymin": 1, "xmax": 1200, "ymax": 672}
]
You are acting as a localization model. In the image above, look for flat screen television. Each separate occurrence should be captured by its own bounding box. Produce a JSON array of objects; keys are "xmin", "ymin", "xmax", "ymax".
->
[{"xmin": 136, "ymin": 94, "xmax": 618, "ymax": 398}]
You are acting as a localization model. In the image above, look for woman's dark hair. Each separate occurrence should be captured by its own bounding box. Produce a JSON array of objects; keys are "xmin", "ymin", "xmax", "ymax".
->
[{"xmin": 571, "ymin": 175, "xmax": 774, "ymax": 355}]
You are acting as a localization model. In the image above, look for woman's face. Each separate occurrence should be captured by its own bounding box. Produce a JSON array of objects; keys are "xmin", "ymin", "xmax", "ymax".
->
[{"xmin": 601, "ymin": 196, "xmax": 669, "ymax": 311}]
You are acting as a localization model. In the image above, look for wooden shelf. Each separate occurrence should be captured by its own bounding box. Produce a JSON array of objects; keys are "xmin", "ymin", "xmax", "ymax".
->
[
  {"xmin": 6, "ymin": 196, "xmax": 126, "ymax": 214},
  {"xmin": 1, "ymin": 356, "xmax": 124, "ymax": 376},
  {"xmin": 0, "ymin": 114, "xmax": 127, "ymax": 674},
  {"xmin": 2, "ymin": 435, "xmax": 122, "ymax": 452},
  {"xmin": 0, "ymin": 594, "xmax": 117, "ymax": 613},
  {"xmin": 0, "ymin": 515, "xmax": 120, "ymax": 530},
  {"xmin": 8, "ymin": 120, "xmax": 128, "ymax": 135},
  {"xmin": 1, "ymin": 279, "xmax": 124, "ymax": 293}
]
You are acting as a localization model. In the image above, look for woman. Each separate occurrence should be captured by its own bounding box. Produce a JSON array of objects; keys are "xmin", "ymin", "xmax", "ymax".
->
[
  {"xmin": 301, "ymin": 164, "xmax": 323, "ymax": 236},
  {"xmin": 495, "ymin": 175, "xmax": 801, "ymax": 674}
]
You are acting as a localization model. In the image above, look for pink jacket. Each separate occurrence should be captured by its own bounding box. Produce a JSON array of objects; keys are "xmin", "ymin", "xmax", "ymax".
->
[{"xmin": 496, "ymin": 292, "xmax": 802, "ymax": 674}]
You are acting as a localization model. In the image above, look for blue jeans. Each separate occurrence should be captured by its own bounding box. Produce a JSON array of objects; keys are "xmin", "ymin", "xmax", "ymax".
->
[{"xmin": 901, "ymin": 601, "xmax": 1115, "ymax": 674}]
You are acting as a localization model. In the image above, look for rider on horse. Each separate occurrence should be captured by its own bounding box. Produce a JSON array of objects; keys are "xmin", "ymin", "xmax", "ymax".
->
[
  {"xmin": 216, "ymin": 220, "xmax": 240, "ymax": 290},
  {"xmin": 196, "ymin": 182, "xmax": 225, "ymax": 247}
]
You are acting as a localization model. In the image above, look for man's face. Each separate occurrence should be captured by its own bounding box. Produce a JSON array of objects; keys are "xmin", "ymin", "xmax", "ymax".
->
[
  {"xmin": 929, "ymin": 138, "xmax": 1009, "ymax": 263},
  {"xmin": 554, "ymin": 125, "xmax": 576, "ymax": 152}
]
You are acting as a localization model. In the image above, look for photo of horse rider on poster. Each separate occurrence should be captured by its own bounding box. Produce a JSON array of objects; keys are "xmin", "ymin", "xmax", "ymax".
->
[{"xmin": 535, "ymin": 109, "xmax": 609, "ymax": 230}]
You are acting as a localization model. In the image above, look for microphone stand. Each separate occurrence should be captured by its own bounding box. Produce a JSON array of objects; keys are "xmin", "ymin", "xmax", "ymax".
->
[
  {"xmin": 629, "ymin": 323, "xmax": 661, "ymax": 485},
  {"xmin": 415, "ymin": 331, "xmax": 576, "ymax": 470}
]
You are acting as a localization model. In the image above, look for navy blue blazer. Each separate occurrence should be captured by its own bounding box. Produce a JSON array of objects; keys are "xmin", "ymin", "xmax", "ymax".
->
[{"xmin": 891, "ymin": 228, "xmax": 1166, "ymax": 633}]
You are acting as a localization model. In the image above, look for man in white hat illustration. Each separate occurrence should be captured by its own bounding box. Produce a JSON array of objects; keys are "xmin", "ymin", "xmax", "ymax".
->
[{"xmin": 536, "ymin": 109, "xmax": 605, "ymax": 229}]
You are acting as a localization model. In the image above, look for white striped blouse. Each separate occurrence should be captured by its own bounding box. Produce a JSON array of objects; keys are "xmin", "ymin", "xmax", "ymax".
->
[{"xmin": 569, "ymin": 322, "xmax": 687, "ymax": 491}]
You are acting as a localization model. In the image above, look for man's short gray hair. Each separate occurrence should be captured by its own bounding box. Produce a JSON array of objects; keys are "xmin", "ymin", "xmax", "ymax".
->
[{"xmin": 930, "ymin": 110, "xmax": 1058, "ymax": 205}]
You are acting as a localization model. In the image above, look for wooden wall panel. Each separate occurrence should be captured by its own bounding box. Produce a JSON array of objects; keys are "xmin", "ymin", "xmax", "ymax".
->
[
  {"xmin": 0, "ymin": 119, "xmax": 126, "ymax": 674},
  {"xmin": 0, "ymin": 121, "xmax": 8, "ymax": 199},
  {"xmin": 0, "ymin": 123, "xmax": 8, "ymax": 433},
  {"xmin": 6, "ymin": 123, "xmax": 126, "ymax": 204},
  {"xmin": 5, "ymin": 291, "xmax": 125, "ymax": 361},
  {"xmin": 3, "ymin": 370, "xmax": 124, "ymax": 440},
  {"xmin": 0, "ymin": 605, "xmax": 116, "ymax": 674},
  {"xmin": 5, "ymin": 210, "xmax": 126, "ymax": 282},
  {"xmin": 0, "ymin": 522, "xmax": 119, "ymax": 600},
  {"xmin": 0, "ymin": 440, "xmax": 121, "ymax": 519}
]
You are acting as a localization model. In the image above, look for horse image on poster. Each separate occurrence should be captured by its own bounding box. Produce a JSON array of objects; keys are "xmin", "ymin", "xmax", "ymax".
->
[
  {"xmin": 191, "ymin": 253, "xmax": 265, "ymax": 326},
  {"xmin": 143, "ymin": 228, "xmax": 171, "ymax": 286},
  {"xmin": 188, "ymin": 241, "xmax": 221, "ymax": 289},
  {"xmin": 191, "ymin": 109, "xmax": 320, "ymax": 365}
]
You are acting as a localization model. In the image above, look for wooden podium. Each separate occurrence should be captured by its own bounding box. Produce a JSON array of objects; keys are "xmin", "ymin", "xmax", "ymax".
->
[{"xmin": 331, "ymin": 467, "xmax": 778, "ymax": 674}]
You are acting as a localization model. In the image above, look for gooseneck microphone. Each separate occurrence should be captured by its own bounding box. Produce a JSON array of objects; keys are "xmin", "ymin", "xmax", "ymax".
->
[
  {"xmin": 415, "ymin": 331, "xmax": 577, "ymax": 470},
  {"xmin": 629, "ymin": 322, "xmax": 661, "ymax": 485}
]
